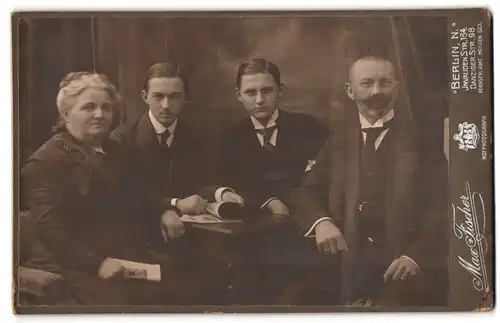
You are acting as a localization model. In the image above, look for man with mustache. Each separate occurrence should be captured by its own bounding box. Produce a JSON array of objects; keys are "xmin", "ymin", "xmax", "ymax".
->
[{"xmin": 290, "ymin": 56, "xmax": 448, "ymax": 306}]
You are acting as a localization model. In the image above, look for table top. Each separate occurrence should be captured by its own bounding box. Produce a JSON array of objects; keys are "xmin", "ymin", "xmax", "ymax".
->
[{"xmin": 188, "ymin": 214, "xmax": 292, "ymax": 236}]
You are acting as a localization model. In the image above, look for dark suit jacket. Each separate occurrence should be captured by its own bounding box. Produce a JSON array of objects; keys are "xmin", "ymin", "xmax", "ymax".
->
[
  {"xmin": 217, "ymin": 109, "xmax": 327, "ymax": 208},
  {"xmin": 21, "ymin": 131, "xmax": 138, "ymax": 274},
  {"xmin": 110, "ymin": 113, "xmax": 218, "ymax": 216},
  {"xmin": 289, "ymin": 109, "xmax": 448, "ymax": 301}
]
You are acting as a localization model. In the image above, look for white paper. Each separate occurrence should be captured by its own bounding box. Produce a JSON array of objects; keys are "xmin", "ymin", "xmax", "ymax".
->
[{"xmin": 110, "ymin": 258, "xmax": 161, "ymax": 282}]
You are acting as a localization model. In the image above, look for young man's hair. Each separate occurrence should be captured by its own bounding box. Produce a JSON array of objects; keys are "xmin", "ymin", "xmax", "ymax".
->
[
  {"xmin": 236, "ymin": 58, "xmax": 281, "ymax": 89},
  {"xmin": 143, "ymin": 62, "xmax": 189, "ymax": 93}
]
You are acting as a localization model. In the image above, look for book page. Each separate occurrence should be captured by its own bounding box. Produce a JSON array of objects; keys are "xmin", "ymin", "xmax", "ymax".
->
[{"xmin": 180, "ymin": 213, "xmax": 242, "ymax": 224}]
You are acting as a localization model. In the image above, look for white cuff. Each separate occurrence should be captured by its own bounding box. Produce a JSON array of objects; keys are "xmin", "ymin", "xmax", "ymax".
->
[
  {"xmin": 148, "ymin": 264, "xmax": 162, "ymax": 282},
  {"xmin": 170, "ymin": 198, "xmax": 179, "ymax": 207},
  {"xmin": 260, "ymin": 197, "xmax": 277, "ymax": 209},
  {"xmin": 215, "ymin": 187, "xmax": 234, "ymax": 202},
  {"xmin": 304, "ymin": 217, "xmax": 333, "ymax": 237},
  {"xmin": 401, "ymin": 255, "xmax": 420, "ymax": 270}
]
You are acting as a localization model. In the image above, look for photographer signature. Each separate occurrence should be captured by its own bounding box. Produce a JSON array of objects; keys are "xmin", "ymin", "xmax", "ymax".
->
[{"xmin": 452, "ymin": 181, "xmax": 489, "ymax": 293}]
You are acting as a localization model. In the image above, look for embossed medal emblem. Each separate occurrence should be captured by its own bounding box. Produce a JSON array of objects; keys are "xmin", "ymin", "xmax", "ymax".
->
[{"xmin": 453, "ymin": 122, "xmax": 480, "ymax": 151}]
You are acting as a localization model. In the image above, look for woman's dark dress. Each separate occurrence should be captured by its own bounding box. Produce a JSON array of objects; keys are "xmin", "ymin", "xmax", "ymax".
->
[{"xmin": 21, "ymin": 131, "xmax": 206, "ymax": 305}]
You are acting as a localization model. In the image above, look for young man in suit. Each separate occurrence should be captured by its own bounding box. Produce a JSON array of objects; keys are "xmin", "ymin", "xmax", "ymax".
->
[
  {"xmin": 216, "ymin": 58, "xmax": 331, "ymax": 304},
  {"xmin": 217, "ymin": 58, "xmax": 327, "ymax": 215},
  {"xmin": 289, "ymin": 56, "xmax": 448, "ymax": 306},
  {"xmin": 111, "ymin": 62, "xmax": 243, "ymax": 245}
]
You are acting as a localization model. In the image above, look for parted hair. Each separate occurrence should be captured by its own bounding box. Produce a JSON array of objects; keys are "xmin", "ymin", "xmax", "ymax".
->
[
  {"xmin": 143, "ymin": 62, "xmax": 189, "ymax": 93},
  {"xmin": 236, "ymin": 58, "xmax": 281, "ymax": 89}
]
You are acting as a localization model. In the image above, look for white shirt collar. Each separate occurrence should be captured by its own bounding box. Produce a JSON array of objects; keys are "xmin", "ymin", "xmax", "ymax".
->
[
  {"xmin": 359, "ymin": 109, "xmax": 395, "ymax": 128},
  {"xmin": 250, "ymin": 108, "xmax": 279, "ymax": 129},
  {"xmin": 148, "ymin": 109, "xmax": 177, "ymax": 135}
]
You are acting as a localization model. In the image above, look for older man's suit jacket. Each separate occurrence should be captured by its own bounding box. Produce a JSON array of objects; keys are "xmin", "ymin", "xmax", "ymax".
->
[{"xmin": 289, "ymin": 108, "xmax": 448, "ymax": 301}]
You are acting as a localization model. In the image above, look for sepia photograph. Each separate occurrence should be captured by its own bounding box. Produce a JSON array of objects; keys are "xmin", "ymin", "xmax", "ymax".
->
[{"xmin": 11, "ymin": 8, "xmax": 493, "ymax": 313}]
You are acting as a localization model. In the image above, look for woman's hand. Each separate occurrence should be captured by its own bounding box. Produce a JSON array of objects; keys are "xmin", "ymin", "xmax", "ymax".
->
[{"xmin": 98, "ymin": 258, "xmax": 125, "ymax": 280}]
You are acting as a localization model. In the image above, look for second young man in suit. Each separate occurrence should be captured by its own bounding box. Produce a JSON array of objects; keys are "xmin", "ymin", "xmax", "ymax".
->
[
  {"xmin": 216, "ymin": 59, "xmax": 332, "ymax": 304},
  {"xmin": 217, "ymin": 58, "xmax": 327, "ymax": 215}
]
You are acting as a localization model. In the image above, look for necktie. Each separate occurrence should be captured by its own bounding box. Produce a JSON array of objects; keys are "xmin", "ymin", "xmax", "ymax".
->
[
  {"xmin": 255, "ymin": 125, "xmax": 277, "ymax": 150},
  {"xmin": 361, "ymin": 119, "xmax": 394, "ymax": 153},
  {"xmin": 361, "ymin": 127, "xmax": 386, "ymax": 153},
  {"xmin": 159, "ymin": 130, "xmax": 171, "ymax": 147},
  {"xmin": 360, "ymin": 120, "xmax": 394, "ymax": 172}
]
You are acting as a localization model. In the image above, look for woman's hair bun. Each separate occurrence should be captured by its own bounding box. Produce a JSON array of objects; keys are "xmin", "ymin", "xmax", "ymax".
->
[{"xmin": 59, "ymin": 71, "xmax": 93, "ymax": 89}]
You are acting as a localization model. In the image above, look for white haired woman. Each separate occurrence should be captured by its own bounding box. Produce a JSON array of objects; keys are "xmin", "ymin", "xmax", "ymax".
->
[
  {"xmin": 20, "ymin": 72, "xmax": 133, "ymax": 303},
  {"xmin": 21, "ymin": 72, "xmax": 204, "ymax": 305}
]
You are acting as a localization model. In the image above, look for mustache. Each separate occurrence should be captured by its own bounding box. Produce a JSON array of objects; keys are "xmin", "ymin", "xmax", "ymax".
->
[{"xmin": 363, "ymin": 94, "xmax": 392, "ymax": 106}]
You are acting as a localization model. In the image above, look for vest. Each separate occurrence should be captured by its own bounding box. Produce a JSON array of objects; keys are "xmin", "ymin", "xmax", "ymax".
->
[
  {"xmin": 260, "ymin": 143, "xmax": 291, "ymax": 200},
  {"xmin": 357, "ymin": 129, "xmax": 394, "ymax": 247}
]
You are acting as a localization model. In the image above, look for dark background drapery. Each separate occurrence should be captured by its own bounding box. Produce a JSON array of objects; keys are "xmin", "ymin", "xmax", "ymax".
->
[{"xmin": 15, "ymin": 14, "xmax": 449, "ymax": 168}]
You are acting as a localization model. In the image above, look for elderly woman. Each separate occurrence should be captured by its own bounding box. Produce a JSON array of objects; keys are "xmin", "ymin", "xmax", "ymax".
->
[{"xmin": 21, "ymin": 72, "xmax": 203, "ymax": 305}]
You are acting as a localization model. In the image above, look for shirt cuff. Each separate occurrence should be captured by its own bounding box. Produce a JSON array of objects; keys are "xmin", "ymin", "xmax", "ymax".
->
[
  {"xmin": 148, "ymin": 264, "xmax": 162, "ymax": 282},
  {"xmin": 400, "ymin": 255, "xmax": 420, "ymax": 270},
  {"xmin": 170, "ymin": 198, "xmax": 179, "ymax": 207},
  {"xmin": 304, "ymin": 217, "xmax": 334, "ymax": 237},
  {"xmin": 215, "ymin": 187, "xmax": 234, "ymax": 202},
  {"xmin": 260, "ymin": 197, "xmax": 277, "ymax": 209}
]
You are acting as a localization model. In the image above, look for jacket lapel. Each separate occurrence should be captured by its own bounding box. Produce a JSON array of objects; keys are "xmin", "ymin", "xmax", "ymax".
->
[
  {"xmin": 385, "ymin": 120, "xmax": 417, "ymax": 256},
  {"xmin": 339, "ymin": 114, "xmax": 362, "ymax": 302},
  {"xmin": 169, "ymin": 121, "xmax": 187, "ymax": 183},
  {"xmin": 274, "ymin": 109, "xmax": 287, "ymax": 148},
  {"xmin": 243, "ymin": 118, "xmax": 265, "ymax": 152},
  {"xmin": 134, "ymin": 113, "xmax": 175, "ymax": 192},
  {"xmin": 135, "ymin": 113, "xmax": 160, "ymax": 154},
  {"xmin": 344, "ymin": 114, "xmax": 361, "ymax": 246}
]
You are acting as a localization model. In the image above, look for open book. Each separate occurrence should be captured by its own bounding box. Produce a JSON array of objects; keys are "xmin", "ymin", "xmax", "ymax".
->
[{"xmin": 180, "ymin": 201, "xmax": 244, "ymax": 224}]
